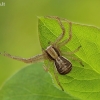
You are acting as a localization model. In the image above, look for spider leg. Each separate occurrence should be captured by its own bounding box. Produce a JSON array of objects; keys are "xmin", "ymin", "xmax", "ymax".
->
[
  {"xmin": 62, "ymin": 46, "xmax": 81, "ymax": 55},
  {"xmin": 67, "ymin": 56, "xmax": 84, "ymax": 67},
  {"xmin": 46, "ymin": 16, "xmax": 66, "ymax": 45},
  {"xmin": 58, "ymin": 22, "xmax": 72, "ymax": 47},
  {"xmin": 0, "ymin": 52, "xmax": 46, "ymax": 63},
  {"xmin": 43, "ymin": 65, "xmax": 49, "ymax": 72},
  {"xmin": 43, "ymin": 60, "xmax": 51, "ymax": 72},
  {"xmin": 53, "ymin": 65, "xmax": 64, "ymax": 91}
]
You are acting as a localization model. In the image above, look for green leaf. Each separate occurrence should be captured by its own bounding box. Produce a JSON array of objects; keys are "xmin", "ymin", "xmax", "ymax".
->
[
  {"xmin": 0, "ymin": 63, "xmax": 77, "ymax": 100},
  {"xmin": 38, "ymin": 17, "xmax": 100, "ymax": 100}
]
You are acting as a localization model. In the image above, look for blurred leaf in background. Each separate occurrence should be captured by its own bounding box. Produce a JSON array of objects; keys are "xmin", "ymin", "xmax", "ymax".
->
[
  {"xmin": 0, "ymin": 0, "xmax": 100, "ymax": 92},
  {"xmin": 0, "ymin": 63, "xmax": 78, "ymax": 100}
]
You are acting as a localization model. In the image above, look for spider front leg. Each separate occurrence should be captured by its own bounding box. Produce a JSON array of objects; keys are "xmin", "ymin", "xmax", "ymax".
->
[
  {"xmin": 58, "ymin": 22, "xmax": 72, "ymax": 47},
  {"xmin": 0, "ymin": 52, "xmax": 46, "ymax": 63},
  {"xmin": 46, "ymin": 16, "xmax": 66, "ymax": 45}
]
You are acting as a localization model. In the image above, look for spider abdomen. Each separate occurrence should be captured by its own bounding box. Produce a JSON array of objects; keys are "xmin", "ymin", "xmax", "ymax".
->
[{"xmin": 55, "ymin": 56, "xmax": 72, "ymax": 75}]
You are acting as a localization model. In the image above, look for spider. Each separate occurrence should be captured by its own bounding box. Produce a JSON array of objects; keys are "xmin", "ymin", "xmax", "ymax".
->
[{"xmin": 0, "ymin": 16, "xmax": 83, "ymax": 91}]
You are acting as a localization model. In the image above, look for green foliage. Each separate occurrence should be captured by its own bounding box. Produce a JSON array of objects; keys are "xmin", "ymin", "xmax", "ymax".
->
[
  {"xmin": 0, "ymin": 63, "xmax": 77, "ymax": 100},
  {"xmin": 38, "ymin": 17, "xmax": 100, "ymax": 100},
  {"xmin": 0, "ymin": 17, "xmax": 100, "ymax": 100}
]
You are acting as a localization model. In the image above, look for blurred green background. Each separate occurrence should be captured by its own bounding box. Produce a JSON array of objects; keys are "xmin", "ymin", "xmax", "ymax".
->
[{"xmin": 0, "ymin": 0, "xmax": 100, "ymax": 87}]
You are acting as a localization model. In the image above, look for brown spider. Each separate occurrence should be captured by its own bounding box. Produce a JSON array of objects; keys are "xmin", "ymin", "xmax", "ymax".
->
[{"xmin": 0, "ymin": 16, "xmax": 83, "ymax": 91}]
